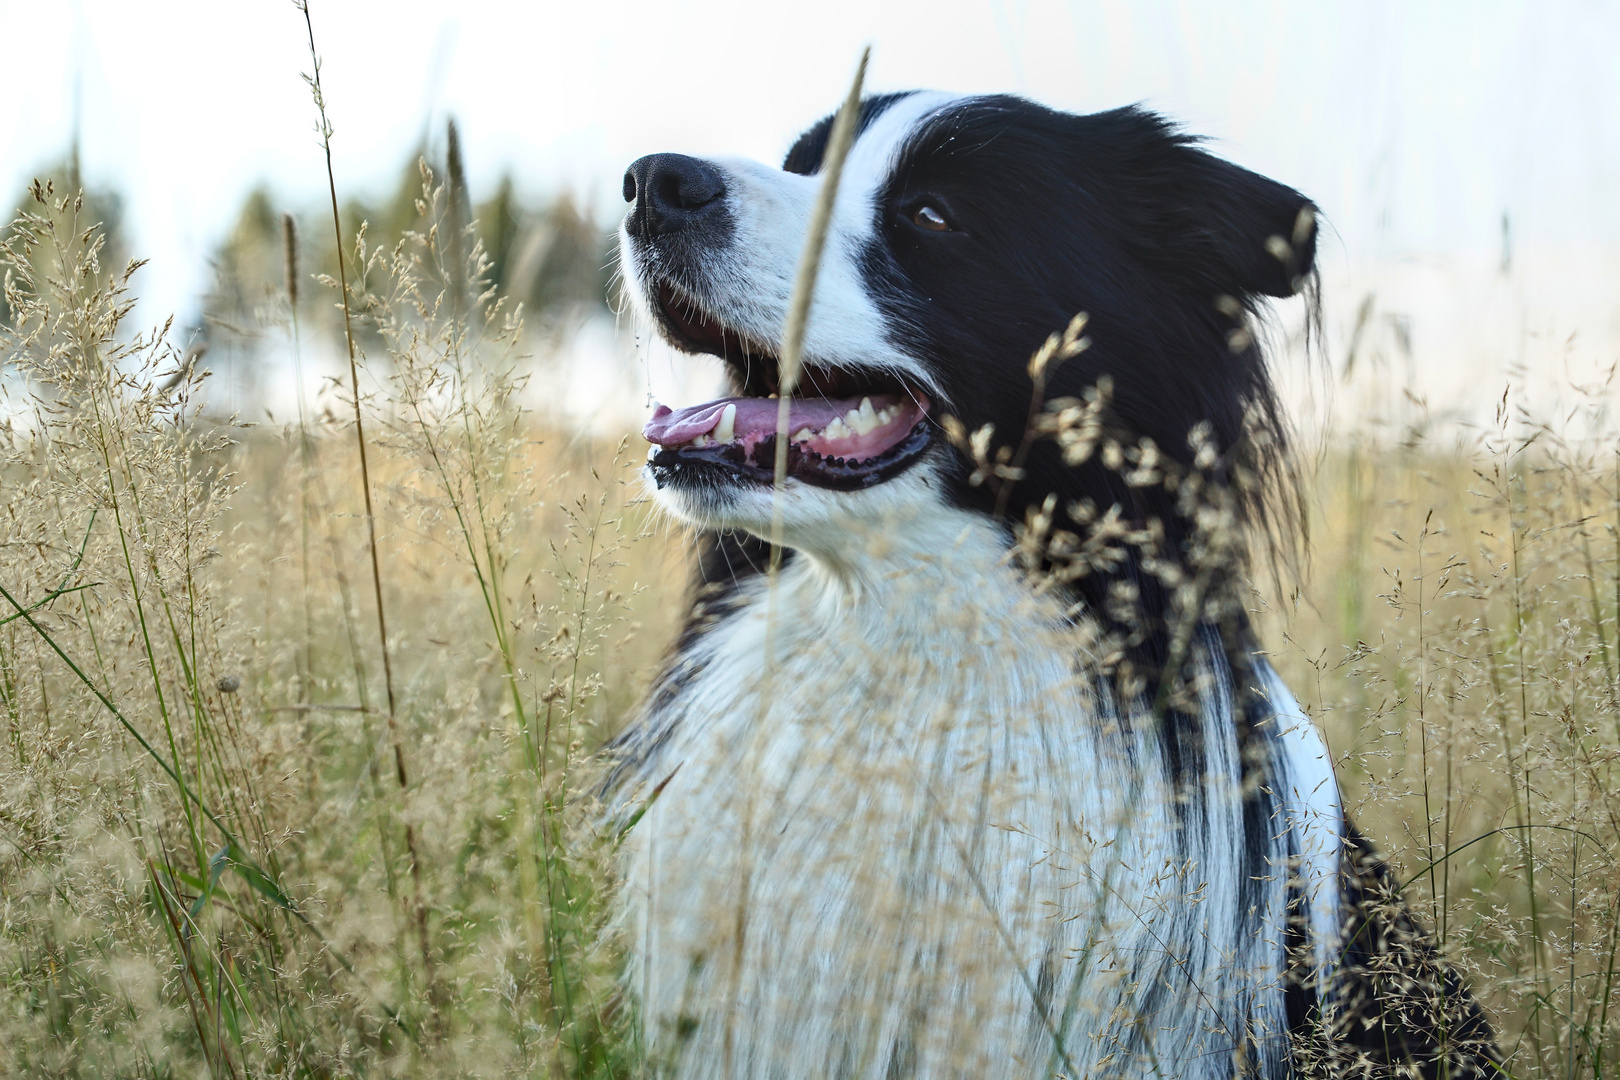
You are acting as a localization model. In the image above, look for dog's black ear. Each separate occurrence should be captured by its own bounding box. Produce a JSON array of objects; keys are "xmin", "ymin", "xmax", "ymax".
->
[
  {"xmin": 1169, "ymin": 147, "xmax": 1318, "ymax": 300},
  {"xmin": 1087, "ymin": 107, "xmax": 1318, "ymax": 301}
]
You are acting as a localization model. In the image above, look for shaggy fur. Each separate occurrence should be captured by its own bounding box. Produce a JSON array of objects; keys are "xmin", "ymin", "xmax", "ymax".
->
[{"xmin": 607, "ymin": 91, "xmax": 1499, "ymax": 1079}]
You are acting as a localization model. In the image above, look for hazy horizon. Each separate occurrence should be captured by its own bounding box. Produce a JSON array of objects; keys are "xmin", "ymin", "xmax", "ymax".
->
[{"xmin": 5, "ymin": 0, "xmax": 1618, "ymax": 428}]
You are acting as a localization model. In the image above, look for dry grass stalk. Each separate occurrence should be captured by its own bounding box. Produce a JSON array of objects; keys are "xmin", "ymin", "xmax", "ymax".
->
[
  {"xmin": 767, "ymin": 47, "xmax": 869, "ymax": 581},
  {"xmin": 296, "ymin": 0, "xmax": 436, "ymax": 1016}
]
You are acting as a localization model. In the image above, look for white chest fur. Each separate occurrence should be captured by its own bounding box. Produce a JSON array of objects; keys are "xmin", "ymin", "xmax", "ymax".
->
[{"xmin": 613, "ymin": 512, "xmax": 1342, "ymax": 1080}]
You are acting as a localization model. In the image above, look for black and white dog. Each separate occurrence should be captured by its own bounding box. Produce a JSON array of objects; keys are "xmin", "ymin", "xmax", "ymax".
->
[{"xmin": 609, "ymin": 92, "xmax": 1498, "ymax": 1079}]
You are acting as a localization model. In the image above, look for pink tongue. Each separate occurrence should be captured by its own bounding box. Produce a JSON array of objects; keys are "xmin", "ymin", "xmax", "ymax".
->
[{"xmin": 643, "ymin": 397, "xmax": 856, "ymax": 447}]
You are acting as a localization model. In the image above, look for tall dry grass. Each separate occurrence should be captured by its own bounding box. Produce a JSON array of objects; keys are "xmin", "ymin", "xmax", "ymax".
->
[
  {"xmin": 0, "ymin": 161, "xmax": 677, "ymax": 1076},
  {"xmin": 1258, "ymin": 390, "xmax": 1620, "ymax": 1077}
]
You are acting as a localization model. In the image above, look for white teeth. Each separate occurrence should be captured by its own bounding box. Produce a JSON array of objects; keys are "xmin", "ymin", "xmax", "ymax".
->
[
  {"xmin": 713, "ymin": 403, "xmax": 736, "ymax": 443},
  {"xmin": 690, "ymin": 434, "xmax": 712, "ymax": 448},
  {"xmin": 779, "ymin": 400, "xmax": 903, "ymax": 446},
  {"xmin": 846, "ymin": 398, "xmax": 880, "ymax": 436}
]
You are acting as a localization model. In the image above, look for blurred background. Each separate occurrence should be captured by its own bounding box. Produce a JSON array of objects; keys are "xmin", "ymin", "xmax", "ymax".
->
[{"xmin": 4, "ymin": 0, "xmax": 1618, "ymax": 441}]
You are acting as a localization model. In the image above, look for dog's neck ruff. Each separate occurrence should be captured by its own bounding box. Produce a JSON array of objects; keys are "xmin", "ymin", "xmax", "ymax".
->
[{"xmin": 610, "ymin": 510, "xmax": 1343, "ymax": 1080}]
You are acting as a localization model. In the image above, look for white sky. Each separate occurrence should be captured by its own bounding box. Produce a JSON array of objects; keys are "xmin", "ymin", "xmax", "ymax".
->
[{"xmin": 3, "ymin": 1, "xmax": 1619, "ymax": 423}]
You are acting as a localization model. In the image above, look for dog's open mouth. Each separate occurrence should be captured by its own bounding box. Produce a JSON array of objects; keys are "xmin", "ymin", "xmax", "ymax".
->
[{"xmin": 642, "ymin": 282, "xmax": 933, "ymax": 491}]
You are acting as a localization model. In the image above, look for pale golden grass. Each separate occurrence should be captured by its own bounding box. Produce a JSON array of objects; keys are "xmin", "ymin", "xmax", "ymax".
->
[
  {"xmin": 0, "ymin": 176, "xmax": 680, "ymax": 1078},
  {"xmin": 1259, "ymin": 401, "xmax": 1620, "ymax": 1077}
]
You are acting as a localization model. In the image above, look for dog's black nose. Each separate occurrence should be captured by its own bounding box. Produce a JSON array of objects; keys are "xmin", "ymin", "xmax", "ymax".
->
[{"xmin": 624, "ymin": 153, "xmax": 726, "ymax": 237}]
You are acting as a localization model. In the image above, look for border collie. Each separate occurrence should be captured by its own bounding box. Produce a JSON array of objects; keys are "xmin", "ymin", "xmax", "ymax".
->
[{"xmin": 608, "ymin": 91, "xmax": 1499, "ymax": 1079}]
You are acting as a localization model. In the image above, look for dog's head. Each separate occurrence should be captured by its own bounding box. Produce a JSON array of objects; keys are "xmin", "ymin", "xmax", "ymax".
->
[{"xmin": 619, "ymin": 91, "xmax": 1316, "ymax": 573}]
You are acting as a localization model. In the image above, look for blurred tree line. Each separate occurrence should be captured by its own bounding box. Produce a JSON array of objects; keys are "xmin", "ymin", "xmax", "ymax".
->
[
  {"xmin": 211, "ymin": 138, "xmax": 609, "ymax": 332},
  {"xmin": 202, "ymin": 120, "xmax": 613, "ymax": 413},
  {"xmin": 5, "ymin": 122, "xmax": 614, "ymax": 416}
]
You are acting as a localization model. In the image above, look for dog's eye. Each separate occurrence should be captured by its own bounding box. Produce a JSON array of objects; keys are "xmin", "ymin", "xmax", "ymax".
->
[{"xmin": 911, "ymin": 205, "xmax": 950, "ymax": 231}]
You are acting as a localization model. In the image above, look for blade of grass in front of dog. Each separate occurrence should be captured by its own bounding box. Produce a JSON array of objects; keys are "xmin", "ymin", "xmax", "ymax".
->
[
  {"xmin": 766, "ymin": 48, "xmax": 869, "ymax": 595},
  {"xmin": 738, "ymin": 46, "xmax": 868, "ymax": 1079}
]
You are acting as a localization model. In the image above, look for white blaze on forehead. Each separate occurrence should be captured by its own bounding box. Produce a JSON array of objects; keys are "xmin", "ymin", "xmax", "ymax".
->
[
  {"xmin": 830, "ymin": 91, "xmax": 968, "ymax": 217},
  {"xmin": 786, "ymin": 91, "xmax": 967, "ymax": 392}
]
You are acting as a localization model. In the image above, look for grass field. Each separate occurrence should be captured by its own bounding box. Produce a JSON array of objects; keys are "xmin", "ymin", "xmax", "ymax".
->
[
  {"xmin": 1264, "ymin": 415, "xmax": 1620, "ymax": 1078},
  {"xmin": 2, "ymin": 69, "xmax": 1618, "ymax": 1080}
]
